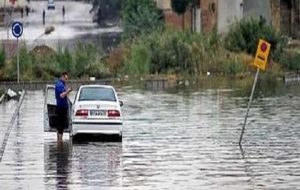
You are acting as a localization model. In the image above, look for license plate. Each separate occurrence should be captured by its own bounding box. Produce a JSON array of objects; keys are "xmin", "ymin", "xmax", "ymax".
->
[{"xmin": 90, "ymin": 110, "xmax": 106, "ymax": 116}]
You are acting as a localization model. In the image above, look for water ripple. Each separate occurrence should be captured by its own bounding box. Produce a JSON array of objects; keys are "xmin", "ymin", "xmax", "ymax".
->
[{"xmin": 0, "ymin": 88, "xmax": 299, "ymax": 189}]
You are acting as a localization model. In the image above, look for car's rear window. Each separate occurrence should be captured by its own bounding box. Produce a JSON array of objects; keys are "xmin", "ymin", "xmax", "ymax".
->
[{"xmin": 79, "ymin": 87, "xmax": 116, "ymax": 101}]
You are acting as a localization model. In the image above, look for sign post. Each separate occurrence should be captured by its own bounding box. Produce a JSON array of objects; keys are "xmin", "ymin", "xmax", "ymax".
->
[
  {"xmin": 12, "ymin": 21, "xmax": 23, "ymax": 83},
  {"xmin": 239, "ymin": 39, "xmax": 271, "ymax": 145}
]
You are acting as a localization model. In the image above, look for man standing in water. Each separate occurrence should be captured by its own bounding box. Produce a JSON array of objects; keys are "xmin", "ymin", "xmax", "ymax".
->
[
  {"xmin": 42, "ymin": 9, "xmax": 45, "ymax": 25},
  {"xmin": 55, "ymin": 72, "xmax": 72, "ymax": 142},
  {"xmin": 62, "ymin": 6, "xmax": 65, "ymax": 18},
  {"xmin": 25, "ymin": 6, "xmax": 30, "ymax": 16},
  {"xmin": 62, "ymin": 5, "xmax": 65, "ymax": 24}
]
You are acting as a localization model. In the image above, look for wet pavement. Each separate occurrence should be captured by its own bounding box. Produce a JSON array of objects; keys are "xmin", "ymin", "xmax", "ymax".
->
[
  {"xmin": 0, "ymin": 99, "xmax": 17, "ymax": 149},
  {"xmin": 0, "ymin": 1, "xmax": 122, "ymax": 50},
  {"xmin": 0, "ymin": 88, "xmax": 300, "ymax": 189}
]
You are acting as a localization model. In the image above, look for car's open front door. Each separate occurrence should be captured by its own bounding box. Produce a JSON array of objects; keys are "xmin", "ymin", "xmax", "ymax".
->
[{"xmin": 44, "ymin": 85, "xmax": 71, "ymax": 132}]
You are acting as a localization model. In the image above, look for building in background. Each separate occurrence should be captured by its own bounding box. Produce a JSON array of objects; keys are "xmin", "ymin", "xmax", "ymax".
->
[
  {"xmin": 157, "ymin": 0, "xmax": 300, "ymax": 38},
  {"xmin": 243, "ymin": 0, "xmax": 272, "ymax": 24},
  {"xmin": 200, "ymin": 0, "xmax": 217, "ymax": 33},
  {"xmin": 270, "ymin": 0, "xmax": 300, "ymax": 38},
  {"xmin": 155, "ymin": 0, "xmax": 194, "ymax": 31},
  {"xmin": 155, "ymin": 0, "xmax": 245, "ymax": 34}
]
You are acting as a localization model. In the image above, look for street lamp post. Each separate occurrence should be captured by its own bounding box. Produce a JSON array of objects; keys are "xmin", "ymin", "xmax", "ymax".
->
[
  {"xmin": 12, "ymin": 23, "xmax": 55, "ymax": 83},
  {"xmin": 33, "ymin": 26, "xmax": 55, "ymax": 41}
]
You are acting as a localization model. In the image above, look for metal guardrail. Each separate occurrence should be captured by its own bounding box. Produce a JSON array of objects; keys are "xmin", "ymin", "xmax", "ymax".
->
[
  {"xmin": 283, "ymin": 73, "xmax": 300, "ymax": 85},
  {"xmin": 0, "ymin": 90, "xmax": 6, "ymax": 104},
  {"xmin": 0, "ymin": 79, "xmax": 112, "ymax": 91},
  {"xmin": 0, "ymin": 78, "xmax": 179, "ymax": 91},
  {"xmin": 0, "ymin": 90, "xmax": 25, "ymax": 162}
]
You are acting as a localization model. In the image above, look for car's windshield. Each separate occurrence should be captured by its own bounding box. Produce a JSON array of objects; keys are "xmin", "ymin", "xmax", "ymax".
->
[{"xmin": 78, "ymin": 87, "xmax": 116, "ymax": 101}]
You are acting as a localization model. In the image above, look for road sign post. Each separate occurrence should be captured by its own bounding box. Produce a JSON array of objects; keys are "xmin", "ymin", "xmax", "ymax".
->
[
  {"xmin": 12, "ymin": 21, "xmax": 23, "ymax": 83},
  {"xmin": 239, "ymin": 39, "xmax": 271, "ymax": 145}
]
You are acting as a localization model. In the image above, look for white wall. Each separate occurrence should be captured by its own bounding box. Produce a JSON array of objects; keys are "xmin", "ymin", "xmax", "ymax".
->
[
  {"xmin": 243, "ymin": 0, "xmax": 271, "ymax": 25},
  {"xmin": 155, "ymin": 0, "xmax": 171, "ymax": 10},
  {"xmin": 196, "ymin": 8, "xmax": 201, "ymax": 33},
  {"xmin": 217, "ymin": 0, "xmax": 243, "ymax": 33}
]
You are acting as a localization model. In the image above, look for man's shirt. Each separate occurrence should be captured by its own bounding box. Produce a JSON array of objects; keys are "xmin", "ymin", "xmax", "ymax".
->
[{"xmin": 55, "ymin": 79, "xmax": 68, "ymax": 110}]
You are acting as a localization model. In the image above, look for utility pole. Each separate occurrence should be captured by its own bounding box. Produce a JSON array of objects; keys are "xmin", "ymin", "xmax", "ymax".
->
[{"xmin": 5, "ymin": 0, "xmax": 9, "ymax": 40}]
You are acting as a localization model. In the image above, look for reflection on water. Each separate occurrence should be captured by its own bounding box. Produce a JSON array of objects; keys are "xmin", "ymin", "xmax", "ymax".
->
[
  {"xmin": 44, "ymin": 141, "xmax": 70, "ymax": 189},
  {"xmin": 0, "ymin": 86, "xmax": 300, "ymax": 189},
  {"xmin": 44, "ymin": 140, "xmax": 122, "ymax": 189},
  {"xmin": 69, "ymin": 142, "xmax": 122, "ymax": 188}
]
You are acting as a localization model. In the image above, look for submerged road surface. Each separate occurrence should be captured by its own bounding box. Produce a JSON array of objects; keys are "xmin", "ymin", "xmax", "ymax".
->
[
  {"xmin": 0, "ymin": 99, "xmax": 18, "ymax": 158},
  {"xmin": 0, "ymin": 1, "xmax": 122, "ymax": 50},
  {"xmin": 0, "ymin": 88, "xmax": 299, "ymax": 189}
]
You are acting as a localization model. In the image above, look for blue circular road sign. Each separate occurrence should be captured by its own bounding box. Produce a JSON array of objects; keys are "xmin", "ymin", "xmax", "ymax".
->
[{"xmin": 12, "ymin": 21, "xmax": 23, "ymax": 38}]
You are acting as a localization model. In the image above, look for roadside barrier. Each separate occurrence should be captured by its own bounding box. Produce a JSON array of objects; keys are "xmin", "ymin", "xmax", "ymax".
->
[{"xmin": 0, "ymin": 90, "xmax": 25, "ymax": 162}]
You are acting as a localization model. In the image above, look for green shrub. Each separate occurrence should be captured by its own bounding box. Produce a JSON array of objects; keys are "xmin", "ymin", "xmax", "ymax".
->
[
  {"xmin": 279, "ymin": 52, "xmax": 300, "ymax": 72},
  {"xmin": 124, "ymin": 29, "xmax": 249, "ymax": 77},
  {"xmin": 224, "ymin": 18, "xmax": 283, "ymax": 59},
  {"xmin": 56, "ymin": 48, "xmax": 73, "ymax": 73},
  {"xmin": 85, "ymin": 53, "xmax": 112, "ymax": 79},
  {"xmin": 222, "ymin": 58, "xmax": 247, "ymax": 76},
  {"xmin": 10, "ymin": 46, "xmax": 36, "ymax": 80},
  {"xmin": 106, "ymin": 48, "xmax": 124, "ymax": 75},
  {"xmin": 123, "ymin": 42, "xmax": 150, "ymax": 76},
  {"xmin": 73, "ymin": 43, "xmax": 101, "ymax": 77},
  {"xmin": 123, "ymin": 0, "xmax": 163, "ymax": 39},
  {"xmin": 2, "ymin": 41, "xmax": 109, "ymax": 80}
]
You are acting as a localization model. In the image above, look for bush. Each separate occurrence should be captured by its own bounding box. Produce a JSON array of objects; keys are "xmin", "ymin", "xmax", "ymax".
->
[
  {"xmin": 122, "ymin": 0, "xmax": 163, "ymax": 39},
  {"xmin": 73, "ymin": 43, "xmax": 102, "ymax": 77},
  {"xmin": 123, "ymin": 42, "xmax": 150, "ymax": 76},
  {"xmin": 222, "ymin": 57, "xmax": 247, "ymax": 76},
  {"xmin": 124, "ymin": 29, "xmax": 248, "ymax": 77},
  {"xmin": 10, "ymin": 46, "xmax": 36, "ymax": 80},
  {"xmin": 56, "ymin": 48, "xmax": 73, "ymax": 73},
  {"xmin": 84, "ymin": 52, "xmax": 111, "ymax": 79},
  {"xmin": 224, "ymin": 18, "xmax": 283, "ymax": 59},
  {"xmin": 106, "ymin": 47, "xmax": 124, "ymax": 75},
  {"xmin": 0, "ymin": 41, "xmax": 111, "ymax": 81},
  {"xmin": 279, "ymin": 52, "xmax": 300, "ymax": 72}
]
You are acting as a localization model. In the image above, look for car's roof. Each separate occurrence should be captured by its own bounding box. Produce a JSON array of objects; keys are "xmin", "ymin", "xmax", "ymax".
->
[{"xmin": 79, "ymin": 85, "xmax": 114, "ymax": 89}]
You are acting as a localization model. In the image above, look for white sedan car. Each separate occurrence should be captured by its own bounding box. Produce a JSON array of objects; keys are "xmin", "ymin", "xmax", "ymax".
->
[
  {"xmin": 47, "ymin": 0, "xmax": 55, "ymax": 10},
  {"xmin": 71, "ymin": 85, "xmax": 123, "ymax": 139}
]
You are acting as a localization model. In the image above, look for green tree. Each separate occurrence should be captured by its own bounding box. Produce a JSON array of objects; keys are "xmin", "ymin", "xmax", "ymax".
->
[
  {"xmin": 171, "ymin": 0, "xmax": 192, "ymax": 30},
  {"xmin": 123, "ymin": 0, "xmax": 163, "ymax": 39}
]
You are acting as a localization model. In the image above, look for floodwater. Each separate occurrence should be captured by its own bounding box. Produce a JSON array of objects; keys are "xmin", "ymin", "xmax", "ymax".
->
[
  {"xmin": 0, "ymin": 1, "xmax": 122, "ymax": 51},
  {"xmin": 0, "ymin": 99, "xmax": 17, "ymax": 148},
  {"xmin": 0, "ymin": 86, "xmax": 300, "ymax": 189}
]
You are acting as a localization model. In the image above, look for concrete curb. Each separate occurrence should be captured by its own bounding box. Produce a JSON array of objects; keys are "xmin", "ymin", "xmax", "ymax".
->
[
  {"xmin": 0, "ymin": 90, "xmax": 26, "ymax": 162},
  {"xmin": 0, "ymin": 93, "xmax": 4, "ymax": 104},
  {"xmin": 0, "ymin": 90, "xmax": 7, "ymax": 104}
]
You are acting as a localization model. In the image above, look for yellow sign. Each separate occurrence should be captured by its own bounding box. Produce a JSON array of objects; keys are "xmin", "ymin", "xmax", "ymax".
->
[{"xmin": 253, "ymin": 39, "xmax": 271, "ymax": 71}]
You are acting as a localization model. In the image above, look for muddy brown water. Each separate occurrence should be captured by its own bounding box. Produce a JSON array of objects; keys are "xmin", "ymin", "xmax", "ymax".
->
[{"xmin": 0, "ymin": 86, "xmax": 299, "ymax": 189}]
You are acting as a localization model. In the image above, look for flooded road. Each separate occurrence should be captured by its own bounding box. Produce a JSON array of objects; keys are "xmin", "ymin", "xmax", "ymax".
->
[
  {"xmin": 0, "ymin": 87, "xmax": 300, "ymax": 189},
  {"xmin": 0, "ymin": 99, "xmax": 17, "ymax": 152},
  {"xmin": 0, "ymin": 1, "xmax": 122, "ymax": 50}
]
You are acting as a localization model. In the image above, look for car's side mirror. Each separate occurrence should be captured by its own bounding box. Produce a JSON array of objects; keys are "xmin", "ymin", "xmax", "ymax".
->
[{"xmin": 119, "ymin": 100, "xmax": 124, "ymax": 107}]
